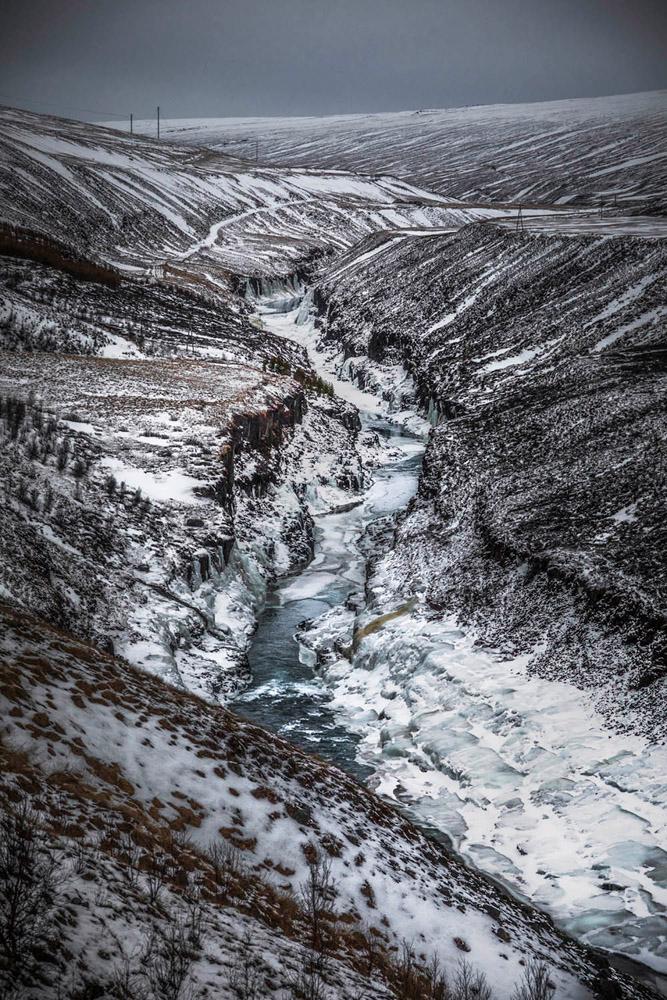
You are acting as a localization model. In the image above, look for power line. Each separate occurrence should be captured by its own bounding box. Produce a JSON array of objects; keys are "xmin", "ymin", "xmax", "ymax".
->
[{"xmin": 0, "ymin": 93, "xmax": 132, "ymax": 119}]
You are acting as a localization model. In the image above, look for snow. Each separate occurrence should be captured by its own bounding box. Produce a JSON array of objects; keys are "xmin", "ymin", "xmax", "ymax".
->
[
  {"xmin": 314, "ymin": 603, "xmax": 667, "ymax": 973},
  {"xmin": 611, "ymin": 502, "xmax": 638, "ymax": 524},
  {"xmin": 585, "ymin": 275, "xmax": 659, "ymax": 327},
  {"xmin": 256, "ymin": 296, "xmax": 667, "ymax": 975},
  {"xmin": 61, "ymin": 419, "xmax": 98, "ymax": 435},
  {"xmin": 138, "ymin": 90, "xmax": 667, "ymax": 208},
  {"xmin": 99, "ymin": 333, "xmax": 145, "ymax": 358},
  {"xmin": 11, "ymin": 602, "xmax": 603, "ymax": 1000},
  {"xmin": 591, "ymin": 306, "xmax": 666, "ymax": 352},
  {"xmin": 98, "ymin": 456, "xmax": 206, "ymax": 503},
  {"xmin": 482, "ymin": 345, "xmax": 544, "ymax": 372}
]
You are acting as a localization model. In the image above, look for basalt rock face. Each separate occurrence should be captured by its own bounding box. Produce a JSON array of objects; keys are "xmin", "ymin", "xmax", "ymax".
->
[{"xmin": 315, "ymin": 223, "xmax": 667, "ymax": 737}]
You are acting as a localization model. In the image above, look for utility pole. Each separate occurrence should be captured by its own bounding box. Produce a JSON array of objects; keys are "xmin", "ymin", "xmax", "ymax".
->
[
  {"xmin": 255, "ymin": 139, "xmax": 259, "ymax": 164},
  {"xmin": 130, "ymin": 113, "xmax": 133, "ymax": 135},
  {"xmin": 516, "ymin": 204, "xmax": 525, "ymax": 233},
  {"xmin": 157, "ymin": 105, "xmax": 160, "ymax": 140}
]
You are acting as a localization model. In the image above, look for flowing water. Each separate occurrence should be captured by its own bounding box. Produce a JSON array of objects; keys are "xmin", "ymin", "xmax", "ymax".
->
[
  {"xmin": 232, "ymin": 299, "xmax": 667, "ymax": 989},
  {"xmin": 234, "ymin": 410, "xmax": 423, "ymax": 780}
]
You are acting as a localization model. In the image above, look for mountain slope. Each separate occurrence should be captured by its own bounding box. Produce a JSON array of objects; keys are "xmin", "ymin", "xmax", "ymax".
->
[
  {"xmin": 0, "ymin": 601, "xmax": 655, "ymax": 1000},
  {"xmin": 0, "ymin": 105, "xmax": 502, "ymax": 285},
  {"xmin": 310, "ymin": 222, "xmax": 667, "ymax": 738},
  {"xmin": 139, "ymin": 90, "xmax": 667, "ymax": 210}
]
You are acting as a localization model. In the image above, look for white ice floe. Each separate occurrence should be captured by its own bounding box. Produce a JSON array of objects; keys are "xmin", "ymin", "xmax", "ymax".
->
[{"xmin": 315, "ymin": 604, "xmax": 667, "ymax": 973}]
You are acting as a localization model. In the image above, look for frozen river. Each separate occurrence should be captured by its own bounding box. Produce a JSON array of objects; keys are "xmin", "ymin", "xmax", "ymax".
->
[{"xmin": 233, "ymin": 298, "xmax": 667, "ymax": 991}]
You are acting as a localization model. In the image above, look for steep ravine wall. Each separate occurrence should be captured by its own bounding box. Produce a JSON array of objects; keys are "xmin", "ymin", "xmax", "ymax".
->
[{"xmin": 312, "ymin": 223, "xmax": 667, "ymax": 737}]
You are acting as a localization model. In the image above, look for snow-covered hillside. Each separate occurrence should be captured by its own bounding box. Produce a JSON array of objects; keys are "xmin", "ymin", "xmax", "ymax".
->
[
  {"xmin": 0, "ymin": 250, "xmax": 371, "ymax": 701},
  {"xmin": 0, "ymin": 105, "xmax": 502, "ymax": 284},
  {"xmin": 138, "ymin": 90, "xmax": 667, "ymax": 210},
  {"xmin": 1, "ymin": 100, "xmax": 666, "ymax": 997},
  {"xmin": 0, "ymin": 600, "xmax": 656, "ymax": 1000}
]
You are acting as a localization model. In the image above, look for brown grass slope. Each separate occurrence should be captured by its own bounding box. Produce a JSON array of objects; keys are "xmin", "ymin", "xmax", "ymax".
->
[{"xmin": 0, "ymin": 602, "xmax": 658, "ymax": 1000}]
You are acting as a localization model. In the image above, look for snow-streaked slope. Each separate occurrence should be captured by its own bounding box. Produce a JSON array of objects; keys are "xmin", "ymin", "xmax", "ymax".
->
[
  {"xmin": 0, "ymin": 105, "xmax": 503, "ymax": 281},
  {"xmin": 292, "ymin": 222, "xmax": 667, "ymax": 976},
  {"xmin": 142, "ymin": 90, "xmax": 667, "ymax": 209},
  {"xmin": 0, "ymin": 600, "xmax": 657, "ymax": 1000},
  {"xmin": 310, "ymin": 222, "xmax": 667, "ymax": 740}
]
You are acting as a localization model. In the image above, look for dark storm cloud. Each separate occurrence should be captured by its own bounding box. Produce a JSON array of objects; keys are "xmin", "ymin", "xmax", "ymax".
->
[{"xmin": 0, "ymin": 0, "xmax": 665, "ymax": 120}]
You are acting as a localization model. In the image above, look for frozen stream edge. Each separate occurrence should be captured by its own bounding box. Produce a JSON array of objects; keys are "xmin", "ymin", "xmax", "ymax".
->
[{"xmin": 235, "ymin": 291, "xmax": 667, "ymax": 991}]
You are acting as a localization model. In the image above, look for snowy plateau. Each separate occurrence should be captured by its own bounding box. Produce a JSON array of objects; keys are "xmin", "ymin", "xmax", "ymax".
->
[{"xmin": 0, "ymin": 91, "xmax": 665, "ymax": 1000}]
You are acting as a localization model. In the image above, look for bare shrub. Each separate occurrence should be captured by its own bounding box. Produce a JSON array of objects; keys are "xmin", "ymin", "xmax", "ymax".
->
[
  {"xmin": 286, "ymin": 948, "xmax": 329, "ymax": 1000},
  {"xmin": 425, "ymin": 954, "xmax": 448, "ymax": 1000},
  {"xmin": 207, "ymin": 838, "xmax": 243, "ymax": 894},
  {"xmin": 144, "ymin": 849, "xmax": 174, "ymax": 906},
  {"xmin": 143, "ymin": 916, "xmax": 197, "ymax": 1000},
  {"xmin": 359, "ymin": 923, "xmax": 385, "ymax": 980},
  {"xmin": 109, "ymin": 946, "xmax": 149, "ymax": 1000},
  {"xmin": 68, "ymin": 834, "xmax": 96, "ymax": 876},
  {"xmin": 298, "ymin": 847, "xmax": 337, "ymax": 955},
  {"xmin": 393, "ymin": 939, "xmax": 424, "ymax": 1000},
  {"xmin": 227, "ymin": 929, "xmax": 262, "ymax": 999},
  {"xmin": 452, "ymin": 959, "xmax": 493, "ymax": 1000},
  {"xmin": 114, "ymin": 829, "xmax": 142, "ymax": 887},
  {"xmin": 511, "ymin": 961, "xmax": 555, "ymax": 1000},
  {"xmin": 181, "ymin": 880, "xmax": 206, "ymax": 950},
  {"xmin": 0, "ymin": 793, "xmax": 63, "ymax": 996}
]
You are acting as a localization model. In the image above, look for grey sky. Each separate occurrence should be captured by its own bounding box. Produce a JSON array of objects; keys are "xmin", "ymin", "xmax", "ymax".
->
[{"xmin": 1, "ymin": 0, "xmax": 665, "ymax": 121}]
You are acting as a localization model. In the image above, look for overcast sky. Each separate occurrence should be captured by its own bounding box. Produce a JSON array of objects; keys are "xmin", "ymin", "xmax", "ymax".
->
[{"xmin": 1, "ymin": 0, "xmax": 665, "ymax": 121}]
